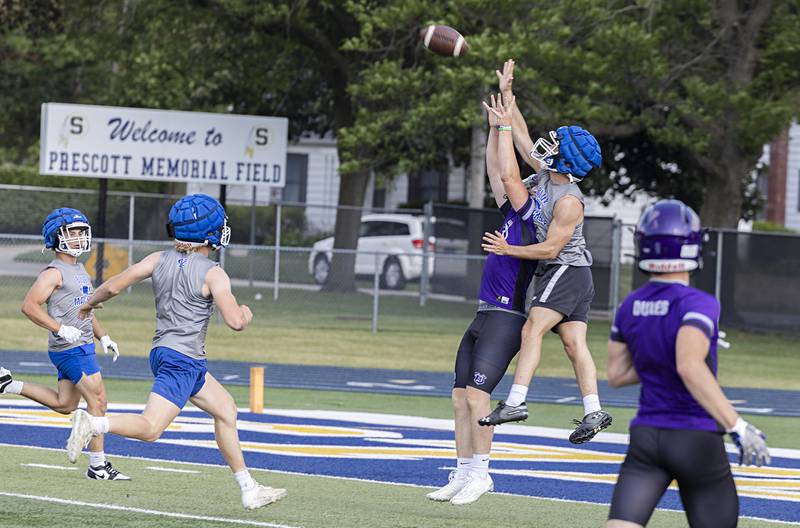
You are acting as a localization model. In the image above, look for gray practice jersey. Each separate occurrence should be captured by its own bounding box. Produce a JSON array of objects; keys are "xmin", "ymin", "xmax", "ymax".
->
[
  {"xmin": 46, "ymin": 259, "xmax": 95, "ymax": 352},
  {"xmin": 151, "ymin": 249, "xmax": 217, "ymax": 360},
  {"xmin": 531, "ymin": 171, "xmax": 593, "ymax": 267}
]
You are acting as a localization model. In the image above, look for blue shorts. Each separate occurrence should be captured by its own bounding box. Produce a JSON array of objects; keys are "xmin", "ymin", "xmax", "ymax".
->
[
  {"xmin": 149, "ymin": 346, "xmax": 208, "ymax": 409},
  {"xmin": 48, "ymin": 343, "xmax": 101, "ymax": 385}
]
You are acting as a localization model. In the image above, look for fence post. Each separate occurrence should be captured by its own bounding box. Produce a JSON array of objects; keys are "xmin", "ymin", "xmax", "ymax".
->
[
  {"xmin": 372, "ymin": 251, "xmax": 380, "ymax": 333},
  {"xmin": 127, "ymin": 194, "xmax": 135, "ymax": 294},
  {"xmin": 248, "ymin": 186, "xmax": 257, "ymax": 288},
  {"xmin": 714, "ymin": 231, "xmax": 723, "ymax": 302},
  {"xmin": 273, "ymin": 202, "xmax": 282, "ymax": 301},
  {"xmin": 609, "ymin": 218, "xmax": 622, "ymax": 321},
  {"xmin": 419, "ymin": 200, "xmax": 433, "ymax": 307}
]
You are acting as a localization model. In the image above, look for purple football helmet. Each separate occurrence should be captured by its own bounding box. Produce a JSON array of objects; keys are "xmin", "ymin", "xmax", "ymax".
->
[{"xmin": 636, "ymin": 199, "xmax": 704, "ymax": 273}]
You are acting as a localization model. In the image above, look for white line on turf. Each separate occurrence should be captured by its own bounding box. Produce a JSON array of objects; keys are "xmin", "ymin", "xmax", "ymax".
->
[
  {"xmin": 0, "ymin": 492, "xmax": 300, "ymax": 528},
  {"xmin": 21, "ymin": 463, "xmax": 77, "ymax": 471},
  {"xmin": 4, "ymin": 443, "xmax": 798, "ymax": 526},
  {"xmin": 145, "ymin": 466, "xmax": 200, "ymax": 474}
]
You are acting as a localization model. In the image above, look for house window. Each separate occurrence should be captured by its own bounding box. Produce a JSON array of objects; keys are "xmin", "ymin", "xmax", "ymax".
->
[{"xmin": 284, "ymin": 153, "xmax": 308, "ymax": 203}]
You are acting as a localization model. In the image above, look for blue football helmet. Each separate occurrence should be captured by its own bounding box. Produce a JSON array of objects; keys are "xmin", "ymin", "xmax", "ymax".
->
[
  {"xmin": 42, "ymin": 208, "xmax": 92, "ymax": 257},
  {"xmin": 636, "ymin": 199, "xmax": 704, "ymax": 273},
  {"xmin": 166, "ymin": 194, "xmax": 231, "ymax": 249},
  {"xmin": 530, "ymin": 125, "xmax": 602, "ymax": 181}
]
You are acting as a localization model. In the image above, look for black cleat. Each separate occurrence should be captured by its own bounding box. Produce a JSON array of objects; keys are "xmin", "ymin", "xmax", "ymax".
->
[
  {"xmin": 478, "ymin": 401, "xmax": 528, "ymax": 426},
  {"xmin": 569, "ymin": 410, "xmax": 612, "ymax": 444},
  {"xmin": 87, "ymin": 461, "xmax": 132, "ymax": 481}
]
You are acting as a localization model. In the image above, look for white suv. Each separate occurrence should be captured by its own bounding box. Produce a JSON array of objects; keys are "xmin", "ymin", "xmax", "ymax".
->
[{"xmin": 308, "ymin": 214, "xmax": 436, "ymax": 290}]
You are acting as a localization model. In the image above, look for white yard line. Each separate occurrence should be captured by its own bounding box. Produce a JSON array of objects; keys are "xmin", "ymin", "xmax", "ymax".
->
[
  {"xmin": 0, "ymin": 491, "xmax": 300, "ymax": 528},
  {"xmin": 145, "ymin": 466, "xmax": 200, "ymax": 474},
  {"xmin": 21, "ymin": 463, "xmax": 77, "ymax": 471}
]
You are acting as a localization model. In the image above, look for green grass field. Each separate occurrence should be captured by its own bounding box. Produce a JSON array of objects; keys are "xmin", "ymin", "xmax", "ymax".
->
[
  {"xmin": 1, "ymin": 376, "xmax": 796, "ymax": 528},
  {"xmin": 1, "ymin": 279, "xmax": 798, "ymax": 389}
]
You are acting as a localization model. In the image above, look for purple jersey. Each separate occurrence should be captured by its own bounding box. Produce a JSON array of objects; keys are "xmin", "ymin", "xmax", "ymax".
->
[
  {"xmin": 611, "ymin": 279, "xmax": 721, "ymax": 432},
  {"xmin": 478, "ymin": 198, "xmax": 537, "ymax": 313}
]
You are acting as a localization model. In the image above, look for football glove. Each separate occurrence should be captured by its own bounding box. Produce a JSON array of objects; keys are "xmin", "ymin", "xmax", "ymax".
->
[
  {"xmin": 728, "ymin": 418, "xmax": 770, "ymax": 466},
  {"xmin": 57, "ymin": 324, "xmax": 82, "ymax": 344},
  {"xmin": 100, "ymin": 335, "xmax": 119, "ymax": 362}
]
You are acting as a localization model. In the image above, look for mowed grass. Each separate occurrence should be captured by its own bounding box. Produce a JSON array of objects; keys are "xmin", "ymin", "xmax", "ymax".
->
[
  {"xmin": 2, "ymin": 444, "xmax": 784, "ymax": 528},
  {"xmin": 1, "ymin": 279, "xmax": 799, "ymax": 389},
  {"xmin": 1, "ymin": 380, "xmax": 796, "ymax": 528}
]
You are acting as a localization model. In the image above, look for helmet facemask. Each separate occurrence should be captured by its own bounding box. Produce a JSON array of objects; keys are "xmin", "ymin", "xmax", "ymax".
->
[
  {"xmin": 529, "ymin": 130, "xmax": 560, "ymax": 169},
  {"xmin": 56, "ymin": 222, "xmax": 92, "ymax": 257}
]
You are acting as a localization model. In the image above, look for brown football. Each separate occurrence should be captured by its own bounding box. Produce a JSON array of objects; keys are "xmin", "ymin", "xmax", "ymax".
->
[{"xmin": 419, "ymin": 25, "xmax": 469, "ymax": 57}]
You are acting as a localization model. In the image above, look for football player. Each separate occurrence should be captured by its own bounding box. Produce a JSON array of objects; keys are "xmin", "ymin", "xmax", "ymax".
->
[
  {"xmin": 0, "ymin": 208, "xmax": 129, "ymax": 480},
  {"xmin": 606, "ymin": 199, "xmax": 769, "ymax": 527},
  {"xmin": 479, "ymin": 59, "xmax": 611, "ymax": 444},
  {"xmin": 426, "ymin": 94, "xmax": 538, "ymax": 505},
  {"xmin": 66, "ymin": 194, "xmax": 286, "ymax": 510}
]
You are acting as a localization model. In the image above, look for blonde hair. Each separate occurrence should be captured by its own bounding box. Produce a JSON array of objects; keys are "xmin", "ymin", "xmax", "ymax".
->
[{"xmin": 174, "ymin": 241, "xmax": 202, "ymax": 254}]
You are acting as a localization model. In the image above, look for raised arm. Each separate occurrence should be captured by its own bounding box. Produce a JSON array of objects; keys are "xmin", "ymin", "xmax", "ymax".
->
[
  {"xmin": 485, "ymin": 103, "xmax": 507, "ymax": 208},
  {"xmin": 483, "ymin": 93, "xmax": 529, "ymax": 211},
  {"xmin": 481, "ymin": 195, "xmax": 582, "ymax": 260},
  {"xmin": 205, "ymin": 266, "xmax": 253, "ymax": 331},
  {"xmin": 497, "ymin": 59, "xmax": 542, "ymax": 172}
]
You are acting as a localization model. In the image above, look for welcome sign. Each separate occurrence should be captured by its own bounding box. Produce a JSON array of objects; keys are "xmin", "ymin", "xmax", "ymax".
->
[{"xmin": 40, "ymin": 103, "xmax": 288, "ymax": 187}]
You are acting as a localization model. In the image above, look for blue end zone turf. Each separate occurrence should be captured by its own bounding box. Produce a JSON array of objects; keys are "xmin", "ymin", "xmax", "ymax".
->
[{"xmin": 1, "ymin": 402, "xmax": 798, "ymax": 524}]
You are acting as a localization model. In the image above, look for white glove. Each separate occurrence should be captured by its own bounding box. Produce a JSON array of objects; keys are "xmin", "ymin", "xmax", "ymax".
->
[
  {"xmin": 728, "ymin": 417, "xmax": 770, "ymax": 466},
  {"xmin": 100, "ymin": 335, "xmax": 119, "ymax": 362},
  {"xmin": 57, "ymin": 324, "xmax": 82, "ymax": 344}
]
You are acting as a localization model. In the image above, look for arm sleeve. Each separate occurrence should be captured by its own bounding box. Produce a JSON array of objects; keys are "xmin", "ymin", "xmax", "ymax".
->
[
  {"xmin": 515, "ymin": 196, "xmax": 535, "ymax": 220},
  {"xmin": 500, "ymin": 200, "xmax": 513, "ymax": 216},
  {"xmin": 679, "ymin": 294, "xmax": 720, "ymax": 340}
]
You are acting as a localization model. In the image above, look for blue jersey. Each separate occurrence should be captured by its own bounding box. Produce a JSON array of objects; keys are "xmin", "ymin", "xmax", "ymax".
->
[
  {"xmin": 478, "ymin": 198, "xmax": 537, "ymax": 313},
  {"xmin": 611, "ymin": 280, "xmax": 721, "ymax": 432}
]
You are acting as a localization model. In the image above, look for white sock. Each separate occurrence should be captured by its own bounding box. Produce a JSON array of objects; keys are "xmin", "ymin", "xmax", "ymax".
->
[
  {"xmin": 471, "ymin": 453, "xmax": 490, "ymax": 478},
  {"xmin": 234, "ymin": 469, "xmax": 257, "ymax": 491},
  {"xmin": 506, "ymin": 384, "xmax": 529, "ymax": 407},
  {"xmin": 91, "ymin": 416, "xmax": 110, "ymax": 435},
  {"xmin": 3, "ymin": 380, "xmax": 23, "ymax": 395},
  {"xmin": 583, "ymin": 394, "xmax": 601, "ymax": 415},
  {"xmin": 455, "ymin": 457, "xmax": 472, "ymax": 479},
  {"xmin": 89, "ymin": 451, "xmax": 106, "ymax": 468}
]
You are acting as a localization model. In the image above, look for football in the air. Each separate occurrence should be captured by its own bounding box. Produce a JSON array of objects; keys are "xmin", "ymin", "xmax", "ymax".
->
[{"xmin": 419, "ymin": 25, "xmax": 469, "ymax": 57}]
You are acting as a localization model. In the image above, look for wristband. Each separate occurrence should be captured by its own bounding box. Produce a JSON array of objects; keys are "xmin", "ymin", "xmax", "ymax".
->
[{"xmin": 495, "ymin": 125, "xmax": 512, "ymax": 132}]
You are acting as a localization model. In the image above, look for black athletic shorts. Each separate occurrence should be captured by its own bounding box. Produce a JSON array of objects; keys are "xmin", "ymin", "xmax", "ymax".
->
[
  {"xmin": 453, "ymin": 310, "xmax": 525, "ymax": 394},
  {"xmin": 609, "ymin": 426, "xmax": 738, "ymax": 527},
  {"xmin": 529, "ymin": 264, "xmax": 594, "ymax": 325}
]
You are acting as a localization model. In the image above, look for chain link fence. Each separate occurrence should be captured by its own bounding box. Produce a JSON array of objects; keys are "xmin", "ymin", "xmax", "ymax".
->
[{"xmin": 2, "ymin": 184, "xmax": 797, "ymax": 334}]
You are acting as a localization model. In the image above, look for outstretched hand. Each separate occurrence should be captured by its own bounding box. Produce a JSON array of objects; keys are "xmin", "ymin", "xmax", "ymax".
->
[
  {"xmin": 496, "ymin": 59, "xmax": 515, "ymax": 97},
  {"xmin": 482, "ymin": 230, "xmax": 512, "ymax": 255},
  {"xmin": 482, "ymin": 93, "xmax": 515, "ymax": 127}
]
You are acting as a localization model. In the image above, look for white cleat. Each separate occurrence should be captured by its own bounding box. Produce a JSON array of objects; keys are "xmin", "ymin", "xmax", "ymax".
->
[
  {"xmin": 450, "ymin": 474, "xmax": 494, "ymax": 505},
  {"xmin": 241, "ymin": 483, "xmax": 287, "ymax": 510},
  {"xmin": 0, "ymin": 367, "xmax": 14, "ymax": 393},
  {"xmin": 66, "ymin": 409, "xmax": 95, "ymax": 464},
  {"xmin": 426, "ymin": 471, "xmax": 469, "ymax": 502}
]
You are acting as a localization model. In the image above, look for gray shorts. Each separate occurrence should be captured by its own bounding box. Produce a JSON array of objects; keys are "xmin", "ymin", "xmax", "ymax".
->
[{"xmin": 527, "ymin": 264, "xmax": 594, "ymax": 324}]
